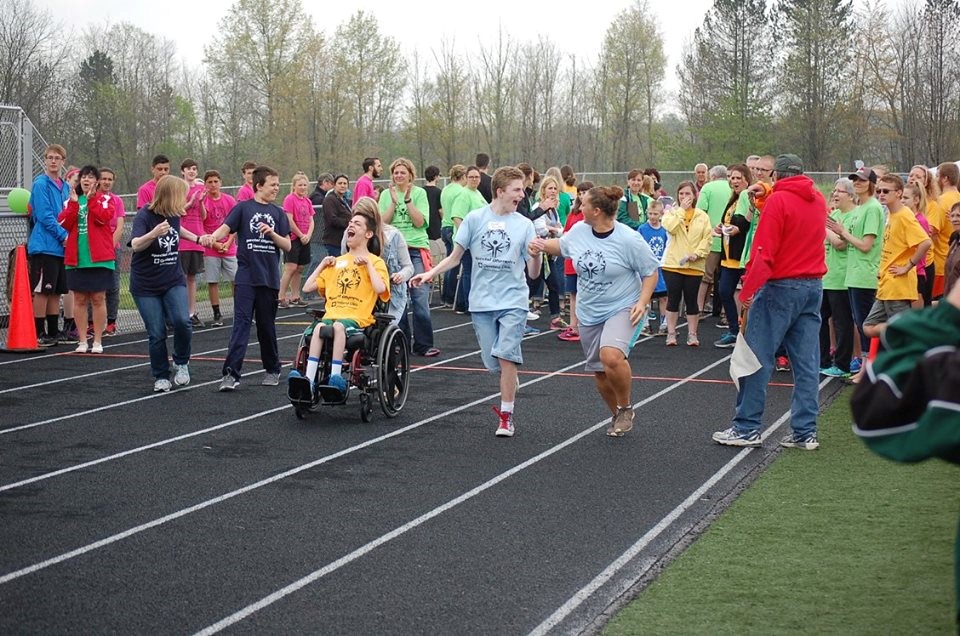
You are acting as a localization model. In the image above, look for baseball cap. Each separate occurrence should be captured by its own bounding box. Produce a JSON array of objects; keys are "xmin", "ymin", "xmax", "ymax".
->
[
  {"xmin": 774, "ymin": 154, "xmax": 803, "ymax": 176},
  {"xmin": 848, "ymin": 166, "xmax": 877, "ymax": 183}
]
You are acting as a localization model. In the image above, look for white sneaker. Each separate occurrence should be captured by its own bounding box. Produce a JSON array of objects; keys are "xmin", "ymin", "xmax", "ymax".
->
[
  {"xmin": 173, "ymin": 363, "xmax": 191, "ymax": 387},
  {"xmin": 154, "ymin": 378, "xmax": 172, "ymax": 392},
  {"xmin": 527, "ymin": 310, "xmax": 540, "ymax": 321}
]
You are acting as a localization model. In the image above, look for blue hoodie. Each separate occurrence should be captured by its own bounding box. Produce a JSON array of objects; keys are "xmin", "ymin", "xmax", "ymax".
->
[{"xmin": 27, "ymin": 173, "xmax": 70, "ymax": 257}]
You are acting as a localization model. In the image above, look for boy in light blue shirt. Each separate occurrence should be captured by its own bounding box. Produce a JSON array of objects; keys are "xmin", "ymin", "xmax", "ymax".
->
[{"xmin": 411, "ymin": 167, "xmax": 541, "ymax": 438}]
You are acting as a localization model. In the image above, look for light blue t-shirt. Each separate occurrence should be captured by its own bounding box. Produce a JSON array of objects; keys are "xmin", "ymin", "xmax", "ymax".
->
[
  {"xmin": 455, "ymin": 206, "xmax": 536, "ymax": 312},
  {"xmin": 637, "ymin": 222, "xmax": 667, "ymax": 293},
  {"xmin": 559, "ymin": 221, "xmax": 660, "ymax": 326}
]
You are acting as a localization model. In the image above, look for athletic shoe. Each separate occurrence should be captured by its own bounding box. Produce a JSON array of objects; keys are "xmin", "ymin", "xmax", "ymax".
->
[
  {"xmin": 86, "ymin": 322, "xmax": 95, "ymax": 339},
  {"xmin": 90, "ymin": 342, "xmax": 103, "ymax": 354},
  {"xmin": 639, "ymin": 324, "xmax": 654, "ymax": 337},
  {"xmin": 454, "ymin": 309, "xmax": 468, "ymax": 315},
  {"xmin": 210, "ymin": 315, "xmax": 224, "ymax": 327},
  {"xmin": 850, "ymin": 357, "xmax": 862, "ymax": 373},
  {"xmin": 219, "ymin": 374, "xmax": 239, "ymax": 392},
  {"xmin": 190, "ymin": 314, "xmax": 204, "ymax": 328},
  {"xmin": 775, "ymin": 355, "xmax": 791, "ymax": 372},
  {"xmin": 104, "ymin": 322, "xmax": 118, "ymax": 337},
  {"xmin": 550, "ymin": 316, "xmax": 569, "ymax": 329},
  {"xmin": 657, "ymin": 323, "xmax": 668, "ymax": 336},
  {"xmin": 58, "ymin": 327, "xmax": 80, "ymax": 345},
  {"xmin": 714, "ymin": 333, "xmax": 737, "ymax": 348},
  {"xmin": 74, "ymin": 342, "xmax": 89, "ymax": 353},
  {"xmin": 278, "ymin": 299, "xmax": 290, "ymax": 308},
  {"xmin": 557, "ymin": 327, "xmax": 580, "ymax": 342},
  {"xmin": 493, "ymin": 406, "xmax": 514, "ymax": 437},
  {"xmin": 819, "ymin": 365, "xmax": 852, "ymax": 379},
  {"xmin": 779, "ymin": 431, "xmax": 820, "ymax": 450},
  {"xmin": 523, "ymin": 325, "xmax": 541, "ymax": 336},
  {"xmin": 37, "ymin": 334, "xmax": 59, "ymax": 347},
  {"xmin": 687, "ymin": 333, "xmax": 700, "ymax": 347},
  {"xmin": 527, "ymin": 310, "xmax": 540, "ymax": 321},
  {"xmin": 712, "ymin": 426, "xmax": 762, "ymax": 447},
  {"xmin": 261, "ymin": 371, "xmax": 280, "ymax": 386},
  {"xmin": 716, "ymin": 316, "xmax": 729, "ymax": 329},
  {"xmin": 173, "ymin": 363, "xmax": 191, "ymax": 387},
  {"xmin": 291, "ymin": 298, "xmax": 308, "ymax": 307},
  {"xmin": 154, "ymin": 378, "xmax": 172, "ymax": 393},
  {"xmin": 327, "ymin": 373, "xmax": 347, "ymax": 397},
  {"xmin": 608, "ymin": 406, "xmax": 635, "ymax": 437}
]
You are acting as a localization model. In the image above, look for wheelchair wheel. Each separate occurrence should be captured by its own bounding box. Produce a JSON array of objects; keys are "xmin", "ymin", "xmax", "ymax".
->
[
  {"xmin": 376, "ymin": 326, "xmax": 409, "ymax": 417},
  {"xmin": 293, "ymin": 403, "xmax": 305, "ymax": 420},
  {"xmin": 359, "ymin": 393, "xmax": 373, "ymax": 422}
]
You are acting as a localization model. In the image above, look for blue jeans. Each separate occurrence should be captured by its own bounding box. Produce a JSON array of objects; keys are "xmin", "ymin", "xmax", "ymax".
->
[
  {"xmin": 848, "ymin": 286, "xmax": 876, "ymax": 353},
  {"xmin": 401, "ymin": 249, "xmax": 435, "ymax": 353},
  {"xmin": 440, "ymin": 227, "xmax": 456, "ymax": 305},
  {"xmin": 454, "ymin": 249, "xmax": 472, "ymax": 312},
  {"xmin": 222, "ymin": 284, "xmax": 281, "ymax": 379},
  {"xmin": 544, "ymin": 255, "xmax": 563, "ymax": 316},
  {"xmin": 718, "ymin": 266, "xmax": 743, "ymax": 335},
  {"xmin": 732, "ymin": 278, "xmax": 822, "ymax": 437},
  {"xmin": 133, "ymin": 285, "xmax": 191, "ymax": 380}
]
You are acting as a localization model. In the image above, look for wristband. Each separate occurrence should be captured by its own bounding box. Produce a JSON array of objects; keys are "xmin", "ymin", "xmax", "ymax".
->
[{"xmin": 404, "ymin": 198, "xmax": 412, "ymax": 204}]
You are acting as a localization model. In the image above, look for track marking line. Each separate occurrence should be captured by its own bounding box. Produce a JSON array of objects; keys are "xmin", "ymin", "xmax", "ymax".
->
[
  {"xmin": 527, "ymin": 377, "xmax": 834, "ymax": 635},
  {"xmin": 0, "ymin": 355, "xmax": 591, "ymax": 586},
  {"xmin": 191, "ymin": 355, "xmax": 732, "ymax": 635}
]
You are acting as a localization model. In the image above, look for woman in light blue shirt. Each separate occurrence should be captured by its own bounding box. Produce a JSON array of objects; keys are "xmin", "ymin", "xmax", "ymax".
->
[{"xmin": 530, "ymin": 185, "xmax": 660, "ymax": 437}]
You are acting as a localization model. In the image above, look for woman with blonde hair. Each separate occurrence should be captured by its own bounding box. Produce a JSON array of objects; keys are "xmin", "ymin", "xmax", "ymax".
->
[
  {"xmin": 279, "ymin": 171, "xmax": 315, "ymax": 307},
  {"xmin": 130, "ymin": 175, "xmax": 201, "ymax": 392},
  {"xmin": 533, "ymin": 175, "xmax": 567, "ymax": 328}
]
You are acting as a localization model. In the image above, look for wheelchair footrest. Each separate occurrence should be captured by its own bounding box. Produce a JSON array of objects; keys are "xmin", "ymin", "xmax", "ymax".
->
[
  {"xmin": 287, "ymin": 376, "xmax": 314, "ymax": 405},
  {"xmin": 316, "ymin": 383, "xmax": 348, "ymax": 405}
]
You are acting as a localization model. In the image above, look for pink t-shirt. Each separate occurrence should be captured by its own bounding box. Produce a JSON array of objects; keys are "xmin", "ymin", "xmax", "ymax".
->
[
  {"xmin": 136, "ymin": 179, "xmax": 157, "ymax": 208},
  {"xmin": 915, "ymin": 212, "xmax": 932, "ymax": 275},
  {"xmin": 180, "ymin": 183, "xmax": 205, "ymax": 252},
  {"xmin": 236, "ymin": 183, "xmax": 255, "ymax": 201},
  {"xmin": 353, "ymin": 174, "xmax": 374, "ymax": 204},
  {"xmin": 108, "ymin": 194, "xmax": 127, "ymax": 246},
  {"xmin": 202, "ymin": 193, "xmax": 238, "ymax": 257},
  {"xmin": 283, "ymin": 193, "xmax": 313, "ymax": 237}
]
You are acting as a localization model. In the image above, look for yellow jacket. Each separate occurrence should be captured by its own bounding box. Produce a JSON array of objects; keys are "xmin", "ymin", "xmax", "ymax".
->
[{"xmin": 661, "ymin": 207, "xmax": 714, "ymax": 274}]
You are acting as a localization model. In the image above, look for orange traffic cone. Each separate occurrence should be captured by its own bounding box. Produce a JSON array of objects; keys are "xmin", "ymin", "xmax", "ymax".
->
[{"xmin": 2, "ymin": 244, "xmax": 39, "ymax": 353}]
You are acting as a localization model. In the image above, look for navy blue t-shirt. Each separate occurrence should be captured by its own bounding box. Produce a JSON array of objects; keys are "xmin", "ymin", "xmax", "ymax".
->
[
  {"xmin": 129, "ymin": 207, "xmax": 186, "ymax": 296},
  {"xmin": 223, "ymin": 199, "xmax": 290, "ymax": 289}
]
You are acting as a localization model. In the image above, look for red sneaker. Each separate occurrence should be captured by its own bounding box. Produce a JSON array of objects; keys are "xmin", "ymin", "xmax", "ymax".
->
[{"xmin": 493, "ymin": 406, "xmax": 514, "ymax": 437}]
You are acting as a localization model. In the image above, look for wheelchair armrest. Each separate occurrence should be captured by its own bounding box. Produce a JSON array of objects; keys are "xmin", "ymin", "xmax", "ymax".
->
[
  {"xmin": 373, "ymin": 312, "xmax": 393, "ymax": 323},
  {"xmin": 308, "ymin": 308, "xmax": 325, "ymax": 320}
]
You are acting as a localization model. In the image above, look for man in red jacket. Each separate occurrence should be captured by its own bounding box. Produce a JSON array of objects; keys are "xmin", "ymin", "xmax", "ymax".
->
[{"xmin": 713, "ymin": 154, "xmax": 827, "ymax": 450}]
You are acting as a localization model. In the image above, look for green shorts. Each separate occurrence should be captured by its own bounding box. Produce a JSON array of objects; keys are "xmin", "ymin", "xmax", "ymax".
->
[{"xmin": 320, "ymin": 318, "xmax": 362, "ymax": 333}]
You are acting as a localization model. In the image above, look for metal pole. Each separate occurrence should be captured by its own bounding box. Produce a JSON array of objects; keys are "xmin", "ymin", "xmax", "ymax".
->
[{"xmin": 21, "ymin": 109, "xmax": 33, "ymax": 190}]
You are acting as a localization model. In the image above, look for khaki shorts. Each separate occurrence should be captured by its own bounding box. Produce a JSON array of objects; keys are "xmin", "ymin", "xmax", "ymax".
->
[
  {"xmin": 700, "ymin": 251, "xmax": 722, "ymax": 285},
  {"xmin": 203, "ymin": 255, "xmax": 237, "ymax": 283}
]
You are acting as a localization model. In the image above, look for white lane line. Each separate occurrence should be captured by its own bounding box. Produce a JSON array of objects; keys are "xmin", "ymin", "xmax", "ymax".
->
[
  {"xmin": 527, "ymin": 377, "xmax": 834, "ymax": 636},
  {"xmin": 191, "ymin": 355, "xmax": 732, "ymax": 635},
  {"xmin": 0, "ymin": 355, "xmax": 591, "ymax": 586},
  {"xmin": 0, "ymin": 327, "xmax": 562, "ymax": 486},
  {"xmin": 0, "ymin": 321, "xmax": 477, "ymax": 435},
  {"xmin": 0, "ymin": 315, "xmax": 472, "ymax": 367}
]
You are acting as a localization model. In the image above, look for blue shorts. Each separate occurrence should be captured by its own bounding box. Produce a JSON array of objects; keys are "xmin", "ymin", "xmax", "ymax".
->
[
  {"xmin": 470, "ymin": 308, "xmax": 527, "ymax": 373},
  {"xmin": 565, "ymin": 273, "xmax": 578, "ymax": 294}
]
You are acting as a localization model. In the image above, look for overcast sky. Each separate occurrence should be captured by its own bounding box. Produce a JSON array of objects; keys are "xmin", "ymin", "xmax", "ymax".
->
[{"xmin": 46, "ymin": 0, "xmax": 715, "ymax": 95}]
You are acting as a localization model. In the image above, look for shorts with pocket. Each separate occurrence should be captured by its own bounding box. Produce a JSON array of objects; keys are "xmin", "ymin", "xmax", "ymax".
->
[
  {"xmin": 578, "ymin": 308, "xmax": 636, "ymax": 373},
  {"xmin": 203, "ymin": 255, "xmax": 238, "ymax": 283},
  {"xmin": 29, "ymin": 253, "xmax": 68, "ymax": 295},
  {"xmin": 470, "ymin": 308, "xmax": 527, "ymax": 373}
]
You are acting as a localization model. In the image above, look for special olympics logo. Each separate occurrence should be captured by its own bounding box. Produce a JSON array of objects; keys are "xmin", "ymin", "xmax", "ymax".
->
[
  {"xmin": 336, "ymin": 268, "xmax": 361, "ymax": 295},
  {"xmin": 158, "ymin": 229, "xmax": 179, "ymax": 253},
  {"xmin": 480, "ymin": 229, "xmax": 511, "ymax": 259},
  {"xmin": 577, "ymin": 250, "xmax": 606, "ymax": 280},
  {"xmin": 248, "ymin": 211, "xmax": 275, "ymax": 235}
]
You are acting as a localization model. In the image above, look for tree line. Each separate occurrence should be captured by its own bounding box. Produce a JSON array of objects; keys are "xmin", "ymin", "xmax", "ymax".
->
[{"xmin": 2, "ymin": 0, "xmax": 958, "ymax": 193}]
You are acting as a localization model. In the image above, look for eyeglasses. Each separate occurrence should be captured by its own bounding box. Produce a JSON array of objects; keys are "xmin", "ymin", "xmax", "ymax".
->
[
  {"xmin": 754, "ymin": 167, "xmax": 772, "ymax": 173},
  {"xmin": 876, "ymin": 188, "xmax": 899, "ymax": 194}
]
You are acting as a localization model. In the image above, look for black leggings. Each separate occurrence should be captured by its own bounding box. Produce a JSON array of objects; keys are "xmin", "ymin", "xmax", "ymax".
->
[{"xmin": 664, "ymin": 270, "xmax": 702, "ymax": 315}]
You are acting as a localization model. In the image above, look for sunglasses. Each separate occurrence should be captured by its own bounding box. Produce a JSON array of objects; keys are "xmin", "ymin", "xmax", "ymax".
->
[{"xmin": 876, "ymin": 188, "xmax": 899, "ymax": 195}]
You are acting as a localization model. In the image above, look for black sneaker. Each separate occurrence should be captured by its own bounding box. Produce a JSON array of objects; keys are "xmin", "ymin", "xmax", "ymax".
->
[
  {"xmin": 58, "ymin": 328, "xmax": 80, "ymax": 345},
  {"xmin": 37, "ymin": 334, "xmax": 59, "ymax": 347},
  {"xmin": 190, "ymin": 314, "xmax": 204, "ymax": 328},
  {"xmin": 210, "ymin": 315, "xmax": 224, "ymax": 327}
]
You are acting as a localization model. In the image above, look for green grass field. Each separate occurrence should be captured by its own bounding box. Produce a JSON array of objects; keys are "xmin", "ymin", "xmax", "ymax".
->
[{"xmin": 606, "ymin": 389, "xmax": 958, "ymax": 635}]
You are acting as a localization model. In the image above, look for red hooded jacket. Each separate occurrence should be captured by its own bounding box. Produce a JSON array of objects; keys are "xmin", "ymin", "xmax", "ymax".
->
[
  {"xmin": 59, "ymin": 191, "xmax": 118, "ymax": 266},
  {"xmin": 740, "ymin": 175, "xmax": 827, "ymax": 301}
]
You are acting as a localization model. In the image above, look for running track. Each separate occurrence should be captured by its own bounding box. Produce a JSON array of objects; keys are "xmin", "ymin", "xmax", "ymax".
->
[{"xmin": 0, "ymin": 305, "xmax": 844, "ymax": 634}]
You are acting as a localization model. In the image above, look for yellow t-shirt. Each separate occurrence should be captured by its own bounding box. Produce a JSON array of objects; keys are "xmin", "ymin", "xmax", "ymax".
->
[
  {"xmin": 876, "ymin": 208, "xmax": 930, "ymax": 301},
  {"xmin": 935, "ymin": 191, "xmax": 960, "ymax": 275},
  {"xmin": 316, "ymin": 253, "xmax": 390, "ymax": 327}
]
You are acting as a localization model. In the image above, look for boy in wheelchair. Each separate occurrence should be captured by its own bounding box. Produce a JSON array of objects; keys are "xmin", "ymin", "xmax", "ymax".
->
[{"xmin": 288, "ymin": 205, "xmax": 390, "ymax": 400}]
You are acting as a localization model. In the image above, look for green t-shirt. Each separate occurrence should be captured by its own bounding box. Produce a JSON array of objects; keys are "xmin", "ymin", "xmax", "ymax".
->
[
  {"xmin": 823, "ymin": 209, "xmax": 850, "ymax": 290},
  {"xmin": 67, "ymin": 196, "xmax": 115, "ymax": 271},
  {"xmin": 843, "ymin": 197, "xmax": 884, "ymax": 290},
  {"xmin": 450, "ymin": 188, "xmax": 487, "ymax": 238},
  {"xmin": 378, "ymin": 185, "xmax": 430, "ymax": 249},
  {"xmin": 558, "ymin": 191, "xmax": 572, "ymax": 226},
  {"xmin": 696, "ymin": 179, "xmax": 733, "ymax": 252},
  {"xmin": 440, "ymin": 182, "xmax": 463, "ymax": 229}
]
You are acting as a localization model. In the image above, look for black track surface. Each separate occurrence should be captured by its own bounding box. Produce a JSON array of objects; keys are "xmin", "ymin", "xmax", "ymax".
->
[{"xmin": 0, "ymin": 304, "xmax": 843, "ymax": 634}]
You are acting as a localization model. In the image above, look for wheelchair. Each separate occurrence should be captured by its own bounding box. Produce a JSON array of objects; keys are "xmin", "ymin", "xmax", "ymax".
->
[{"xmin": 287, "ymin": 308, "xmax": 410, "ymax": 421}]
